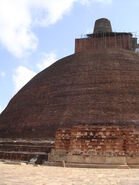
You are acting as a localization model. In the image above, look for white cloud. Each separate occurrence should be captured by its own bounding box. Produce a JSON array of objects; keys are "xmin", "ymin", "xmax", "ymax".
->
[
  {"xmin": 0, "ymin": 0, "xmax": 112, "ymax": 58},
  {"xmin": 0, "ymin": 0, "xmax": 75, "ymax": 58},
  {"xmin": 96, "ymin": 0, "xmax": 112, "ymax": 3},
  {"xmin": 13, "ymin": 66, "xmax": 36, "ymax": 92},
  {"xmin": 80, "ymin": 0, "xmax": 112, "ymax": 5},
  {"xmin": 0, "ymin": 0, "xmax": 38, "ymax": 58},
  {"xmin": 0, "ymin": 72, "xmax": 6, "ymax": 77},
  {"xmin": 37, "ymin": 52, "xmax": 57, "ymax": 70},
  {"xmin": 30, "ymin": 0, "xmax": 76, "ymax": 27}
]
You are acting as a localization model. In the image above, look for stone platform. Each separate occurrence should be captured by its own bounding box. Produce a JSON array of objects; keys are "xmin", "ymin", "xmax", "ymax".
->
[{"xmin": 0, "ymin": 139, "xmax": 54, "ymax": 164}]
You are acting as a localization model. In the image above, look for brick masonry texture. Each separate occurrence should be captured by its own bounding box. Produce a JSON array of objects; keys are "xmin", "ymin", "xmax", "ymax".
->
[
  {"xmin": 75, "ymin": 35, "xmax": 136, "ymax": 53},
  {"xmin": 93, "ymin": 18, "xmax": 112, "ymax": 33},
  {"xmin": 54, "ymin": 125, "xmax": 139, "ymax": 157},
  {"xmin": 48, "ymin": 125, "xmax": 139, "ymax": 166},
  {"xmin": 0, "ymin": 48, "xmax": 139, "ymax": 139}
]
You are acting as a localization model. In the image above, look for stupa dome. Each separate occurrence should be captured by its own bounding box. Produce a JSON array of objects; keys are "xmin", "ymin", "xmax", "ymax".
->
[{"xmin": 0, "ymin": 18, "xmax": 139, "ymax": 139}]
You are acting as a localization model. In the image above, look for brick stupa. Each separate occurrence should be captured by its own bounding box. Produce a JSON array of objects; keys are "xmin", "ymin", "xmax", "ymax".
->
[{"xmin": 0, "ymin": 18, "xmax": 139, "ymax": 167}]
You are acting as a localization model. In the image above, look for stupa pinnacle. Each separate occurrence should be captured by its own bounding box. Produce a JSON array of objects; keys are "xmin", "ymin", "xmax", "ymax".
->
[
  {"xmin": 75, "ymin": 18, "xmax": 138, "ymax": 53},
  {"xmin": 93, "ymin": 18, "xmax": 112, "ymax": 33}
]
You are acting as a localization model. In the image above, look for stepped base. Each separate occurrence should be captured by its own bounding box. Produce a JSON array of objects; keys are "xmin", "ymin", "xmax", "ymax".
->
[
  {"xmin": 0, "ymin": 139, "xmax": 54, "ymax": 164},
  {"xmin": 46, "ymin": 161, "xmax": 139, "ymax": 169}
]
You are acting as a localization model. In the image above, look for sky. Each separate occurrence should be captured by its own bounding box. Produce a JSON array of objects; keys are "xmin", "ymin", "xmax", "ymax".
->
[{"xmin": 0, "ymin": 0, "xmax": 139, "ymax": 113}]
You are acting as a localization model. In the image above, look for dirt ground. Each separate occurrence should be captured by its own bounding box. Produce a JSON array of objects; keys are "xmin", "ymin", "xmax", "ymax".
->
[{"xmin": 0, "ymin": 162, "xmax": 139, "ymax": 185}]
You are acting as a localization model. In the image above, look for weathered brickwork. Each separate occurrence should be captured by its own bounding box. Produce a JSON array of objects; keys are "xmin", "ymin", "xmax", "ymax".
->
[
  {"xmin": 50, "ymin": 125, "xmax": 139, "ymax": 166},
  {"xmin": 0, "ymin": 140, "xmax": 54, "ymax": 164},
  {"xmin": 93, "ymin": 18, "xmax": 112, "ymax": 33},
  {"xmin": 75, "ymin": 18, "xmax": 138, "ymax": 53},
  {"xmin": 55, "ymin": 128, "xmax": 71, "ymax": 151},
  {"xmin": 75, "ymin": 35, "xmax": 136, "ymax": 53},
  {"xmin": 68, "ymin": 125, "xmax": 139, "ymax": 157}
]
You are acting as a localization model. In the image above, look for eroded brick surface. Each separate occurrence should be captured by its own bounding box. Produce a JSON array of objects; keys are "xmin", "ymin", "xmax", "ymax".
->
[
  {"xmin": 55, "ymin": 129, "xmax": 71, "ymax": 150},
  {"xmin": 54, "ymin": 125, "xmax": 139, "ymax": 157},
  {"xmin": 1, "ymin": 49, "xmax": 139, "ymax": 139},
  {"xmin": 75, "ymin": 35, "xmax": 136, "ymax": 53}
]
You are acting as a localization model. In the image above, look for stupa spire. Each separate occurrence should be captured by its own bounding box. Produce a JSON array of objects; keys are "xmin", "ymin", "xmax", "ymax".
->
[{"xmin": 93, "ymin": 18, "xmax": 112, "ymax": 33}]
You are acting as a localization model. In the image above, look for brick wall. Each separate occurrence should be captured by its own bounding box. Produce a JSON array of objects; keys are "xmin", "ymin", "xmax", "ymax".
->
[
  {"xmin": 75, "ymin": 35, "xmax": 135, "ymax": 53},
  {"xmin": 55, "ymin": 128, "xmax": 71, "ymax": 151},
  {"xmin": 54, "ymin": 125, "xmax": 139, "ymax": 157}
]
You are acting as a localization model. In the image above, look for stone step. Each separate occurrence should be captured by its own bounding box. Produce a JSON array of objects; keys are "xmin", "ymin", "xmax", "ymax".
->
[
  {"xmin": 66, "ymin": 163, "xmax": 130, "ymax": 169},
  {"xmin": 0, "ymin": 141, "xmax": 54, "ymax": 146},
  {"xmin": 0, "ymin": 151, "xmax": 48, "ymax": 164},
  {"xmin": 0, "ymin": 144, "xmax": 52, "ymax": 152},
  {"xmin": 0, "ymin": 139, "xmax": 54, "ymax": 164},
  {"xmin": 46, "ymin": 161, "xmax": 131, "ymax": 169}
]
